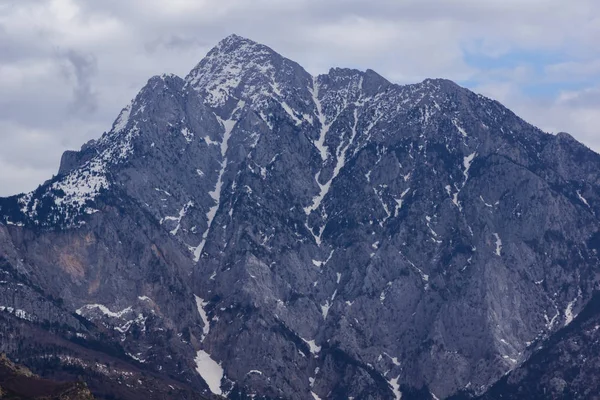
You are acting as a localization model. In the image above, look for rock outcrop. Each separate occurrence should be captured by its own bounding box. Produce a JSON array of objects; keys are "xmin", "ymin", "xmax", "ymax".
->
[{"xmin": 1, "ymin": 34, "xmax": 599, "ymax": 399}]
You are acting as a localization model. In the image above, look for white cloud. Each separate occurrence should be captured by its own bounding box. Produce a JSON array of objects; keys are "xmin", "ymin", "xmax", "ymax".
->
[
  {"xmin": 545, "ymin": 60, "xmax": 600, "ymax": 82},
  {"xmin": 474, "ymin": 82, "xmax": 600, "ymax": 152}
]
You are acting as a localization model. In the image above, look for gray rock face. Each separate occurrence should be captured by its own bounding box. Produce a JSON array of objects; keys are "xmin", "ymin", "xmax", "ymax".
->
[
  {"xmin": 471, "ymin": 292, "xmax": 600, "ymax": 400},
  {"xmin": 1, "ymin": 34, "xmax": 600, "ymax": 399}
]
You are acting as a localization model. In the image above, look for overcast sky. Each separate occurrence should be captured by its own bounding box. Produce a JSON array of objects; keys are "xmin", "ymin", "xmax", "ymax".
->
[{"xmin": 1, "ymin": 0, "xmax": 599, "ymax": 196}]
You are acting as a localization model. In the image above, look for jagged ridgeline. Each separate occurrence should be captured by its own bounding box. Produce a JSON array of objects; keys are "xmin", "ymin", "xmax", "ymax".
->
[{"xmin": 1, "ymin": 34, "xmax": 599, "ymax": 400}]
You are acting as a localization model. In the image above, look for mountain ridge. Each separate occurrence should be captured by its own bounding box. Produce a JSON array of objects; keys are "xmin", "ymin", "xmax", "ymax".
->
[{"xmin": 1, "ymin": 34, "xmax": 599, "ymax": 400}]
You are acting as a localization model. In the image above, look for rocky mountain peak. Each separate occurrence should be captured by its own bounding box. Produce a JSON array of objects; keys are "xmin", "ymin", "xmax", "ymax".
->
[
  {"xmin": 1, "ymin": 34, "xmax": 600, "ymax": 400},
  {"xmin": 188, "ymin": 33, "xmax": 277, "ymax": 79},
  {"xmin": 186, "ymin": 34, "xmax": 312, "ymax": 116},
  {"xmin": 214, "ymin": 33, "xmax": 263, "ymax": 53}
]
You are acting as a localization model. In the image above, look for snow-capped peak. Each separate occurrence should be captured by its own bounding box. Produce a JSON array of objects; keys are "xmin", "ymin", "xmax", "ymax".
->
[{"xmin": 185, "ymin": 34, "xmax": 312, "ymax": 112}]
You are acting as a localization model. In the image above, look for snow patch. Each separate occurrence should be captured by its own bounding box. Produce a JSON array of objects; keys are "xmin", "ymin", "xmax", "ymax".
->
[
  {"xmin": 195, "ymin": 295, "xmax": 210, "ymax": 340},
  {"xmin": 51, "ymin": 159, "xmax": 109, "ymax": 212},
  {"xmin": 321, "ymin": 301, "xmax": 331, "ymax": 320},
  {"xmin": 394, "ymin": 188, "xmax": 411, "ymax": 217},
  {"xmin": 76, "ymin": 304, "xmax": 133, "ymax": 319},
  {"xmin": 280, "ymin": 101, "xmax": 303, "ymax": 125},
  {"xmin": 452, "ymin": 119, "xmax": 468, "ymax": 137},
  {"xmin": 462, "ymin": 152, "xmax": 477, "ymax": 185},
  {"xmin": 193, "ymin": 102, "xmax": 243, "ymax": 261},
  {"xmin": 480, "ymin": 196, "xmax": 494, "ymax": 208},
  {"xmin": 302, "ymin": 338, "xmax": 321, "ymax": 355},
  {"xmin": 247, "ymin": 370, "xmax": 263, "ymax": 375},
  {"xmin": 545, "ymin": 308, "xmax": 560, "ymax": 329},
  {"xmin": 0, "ymin": 306, "xmax": 34, "ymax": 321},
  {"xmin": 493, "ymin": 233, "xmax": 502, "ymax": 256},
  {"xmin": 162, "ymin": 201, "xmax": 193, "ymax": 236},
  {"xmin": 445, "ymin": 184, "xmax": 460, "ymax": 210},
  {"xmin": 312, "ymin": 250, "xmax": 334, "ymax": 268},
  {"xmin": 181, "ymin": 127, "xmax": 194, "ymax": 143},
  {"xmin": 389, "ymin": 376, "xmax": 402, "ymax": 400},
  {"xmin": 399, "ymin": 251, "xmax": 429, "ymax": 287},
  {"xmin": 195, "ymin": 350, "xmax": 224, "ymax": 395},
  {"xmin": 155, "ymin": 188, "xmax": 172, "ymax": 197},
  {"xmin": 113, "ymin": 104, "xmax": 132, "ymax": 133},
  {"xmin": 577, "ymin": 190, "xmax": 590, "ymax": 207},
  {"xmin": 384, "ymin": 353, "xmax": 401, "ymax": 366},
  {"xmin": 310, "ymin": 77, "xmax": 330, "ymax": 161},
  {"xmin": 373, "ymin": 187, "xmax": 391, "ymax": 222},
  {"xmin": 127, "ymin": 352, "xmax": 146, "ymax": 363},
  {"xmin": 304, "ymin": 108, "xmax": 359, "ymax": 242},
  {"xmin": 564, "ymin": 288, "xmax": 582, "ymax": 326},
  {"xmin": 204, "ymin": 136, "xmax": 219, "ymax": 146}
]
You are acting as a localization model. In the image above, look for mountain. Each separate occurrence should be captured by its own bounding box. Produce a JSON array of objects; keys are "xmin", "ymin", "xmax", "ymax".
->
[
  {"xmin": 0, "ymin": 353, "xmax": 94, "ymax": 399},
  {"xmin": 471, "ymin": 291, "xmax": 600, "ymax": 400},
  {"xmin": 1, "ymin": 34, "xmax": 600, "ymax": 399}
]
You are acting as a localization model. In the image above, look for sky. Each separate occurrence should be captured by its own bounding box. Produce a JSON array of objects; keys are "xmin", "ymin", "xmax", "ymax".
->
[{"xmin": 1, "ymin": 0, "xmax": 599, "ymax": 196}]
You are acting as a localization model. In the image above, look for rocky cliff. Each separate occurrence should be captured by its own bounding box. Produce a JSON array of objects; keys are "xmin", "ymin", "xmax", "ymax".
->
[{"xmin": 0, "ymin": 34, "xmax": 599, "ymax": 399}]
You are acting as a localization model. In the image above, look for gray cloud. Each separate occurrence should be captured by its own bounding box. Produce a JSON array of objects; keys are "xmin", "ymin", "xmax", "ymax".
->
[
  {"xmin": 557, "ymin": 87, "xmax": 600, "ymax": 108},
  {"xmin": 144, "ymin": 35, "xmax": 209, "ymax": 53},
  {"xmin": 0, "ymin": 0, "xmax": 599, "ymax": 196},
  {"xmin": 60, "ymin": 49, "xmax": 98, "ymax": 114}
]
